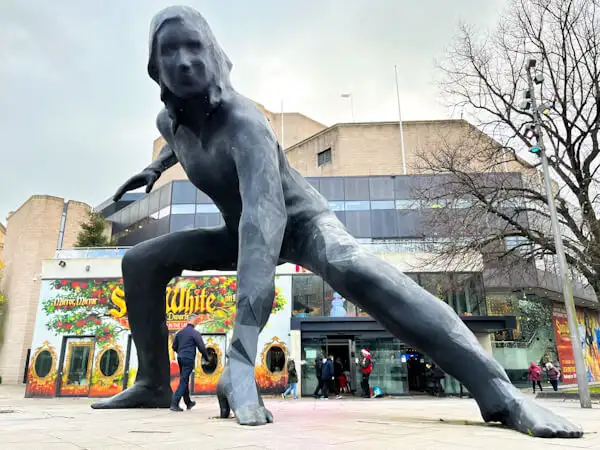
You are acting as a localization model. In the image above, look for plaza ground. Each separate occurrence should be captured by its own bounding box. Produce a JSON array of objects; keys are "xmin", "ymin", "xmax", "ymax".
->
[{"xmin": 1, "ymin": 386, "xmax": 600, "ymax": 449}]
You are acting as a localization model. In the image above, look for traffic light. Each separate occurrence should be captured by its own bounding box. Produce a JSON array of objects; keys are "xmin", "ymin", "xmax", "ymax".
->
[
  {"xmin": 529, "ymin": 146, "xmax": 541, "ymax": 155},
  {"xmin": 524, "ymin": 124, "xmax": 538, "ymax": 140},
  {"xmin": 520, "ymin": 89, "xmax": 532, "ymax": 110}
]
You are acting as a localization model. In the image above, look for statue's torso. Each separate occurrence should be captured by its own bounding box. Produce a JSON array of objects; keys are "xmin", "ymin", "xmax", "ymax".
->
[{"xmin": 165, "ymin": 98, "xmax": 330, "ymax": 239}]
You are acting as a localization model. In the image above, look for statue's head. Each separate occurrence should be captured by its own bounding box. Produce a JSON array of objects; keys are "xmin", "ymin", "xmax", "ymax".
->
[{"xmin": 147, "ymin": 6, "xmax": 232, "ymax": 116}]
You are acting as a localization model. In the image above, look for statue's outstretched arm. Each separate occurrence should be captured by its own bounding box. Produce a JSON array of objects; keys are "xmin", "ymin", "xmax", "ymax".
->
[{"xmin": 146, "ymin": 144, "xmax": 178, "ymax": 175}]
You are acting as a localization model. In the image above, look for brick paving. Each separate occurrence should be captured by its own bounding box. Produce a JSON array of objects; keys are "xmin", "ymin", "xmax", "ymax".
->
[{"xmin": 1, "ymin": 385, "xmax": 600, "ymax": 449}]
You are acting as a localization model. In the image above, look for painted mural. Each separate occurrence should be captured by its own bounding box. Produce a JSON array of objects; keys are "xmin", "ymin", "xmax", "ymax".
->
[
  {"xmin": 26, "ymin": 274, "xmax": 292, "ymax": 398},
  {"xmin": 552, "ymin": 304, "xmax": 600, "ymax": 384}
]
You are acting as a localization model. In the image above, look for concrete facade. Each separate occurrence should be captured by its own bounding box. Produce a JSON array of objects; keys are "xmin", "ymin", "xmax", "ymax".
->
[
  {"xmin": 285, "ymin": 120, "xmax": 526, "ymax": 177},
  {"xmin": 0, "ymin": 196, "xmax": 90, "ymax": 384}
]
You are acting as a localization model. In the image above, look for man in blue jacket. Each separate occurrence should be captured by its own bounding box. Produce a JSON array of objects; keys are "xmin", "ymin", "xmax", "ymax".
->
[
  {"xmin": 170, "ymin": 314, "xmax": 209, "ymax": 411},
  {"xmin": 321, "ymin": 355, "xmax": 341, "ymax": 400}
]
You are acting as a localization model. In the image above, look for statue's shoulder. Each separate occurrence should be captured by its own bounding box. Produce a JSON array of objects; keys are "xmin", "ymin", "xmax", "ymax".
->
[
  {"xmin": 226, "ymin": 96, "xmax": 272, "ymax": 135},
  {"xmin": 156, "ymin": 108, "xmax": 174, "ymax": 141}
]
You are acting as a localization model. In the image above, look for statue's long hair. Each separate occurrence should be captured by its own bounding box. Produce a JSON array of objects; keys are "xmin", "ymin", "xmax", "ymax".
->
[{"xmin": 147, "ymin": 6, "xmax": 233, "ymax": 132}]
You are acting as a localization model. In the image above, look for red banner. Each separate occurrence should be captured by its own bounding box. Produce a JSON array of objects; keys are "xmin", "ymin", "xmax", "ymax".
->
[{"xmin": 552, "ymin": 305, "xmax": 577, "ymax": 384}]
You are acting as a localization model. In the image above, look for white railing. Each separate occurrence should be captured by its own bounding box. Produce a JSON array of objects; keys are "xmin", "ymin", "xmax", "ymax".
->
[{"xmin": 54, "ymin": 247, "xmax": 131, "ymax": 260}]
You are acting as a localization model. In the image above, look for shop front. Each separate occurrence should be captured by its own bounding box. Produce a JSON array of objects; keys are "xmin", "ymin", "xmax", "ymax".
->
[
  {"xmin": 552, "ymin": 303, "xmax": 600, "ymax": 384},
  {"xmin": 293, "ymin": 315, "xmax": 516, "ymax": 397},
  {"xmin": 26, "ymin": 269, "xmax": 293, "ymax": 399}
]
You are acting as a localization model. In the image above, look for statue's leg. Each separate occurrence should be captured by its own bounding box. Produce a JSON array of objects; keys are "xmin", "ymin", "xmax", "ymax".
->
[
  {"xmin": 91, "ymin": 226, "xmax": 236, "ymax": 409},
  {"xmin": 289, "ymin": 212, "xmax": 583, "ymax": 439},
  {"xmin": 216, "ymin": 278, "xmax": 275, "ymax": 425}
]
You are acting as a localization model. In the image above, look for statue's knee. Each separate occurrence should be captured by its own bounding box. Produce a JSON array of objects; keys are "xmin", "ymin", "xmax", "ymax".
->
[{"xmin": 122, "ymin": 246, "xmax": 150, "ymax": 276}]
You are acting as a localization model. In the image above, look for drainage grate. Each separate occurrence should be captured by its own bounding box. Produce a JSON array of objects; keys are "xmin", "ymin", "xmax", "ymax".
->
[{"xmin": 0, "ymin": 409, "xmax": 18, "ymax": 414}]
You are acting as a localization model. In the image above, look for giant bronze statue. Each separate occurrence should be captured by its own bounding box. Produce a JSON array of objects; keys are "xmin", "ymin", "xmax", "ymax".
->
[{"xmin": 91, "ymin": 5, "xmax": 583, "ymax": 438}]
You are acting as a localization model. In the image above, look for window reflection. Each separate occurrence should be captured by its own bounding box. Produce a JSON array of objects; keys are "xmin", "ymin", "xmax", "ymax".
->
[{"xmin": 292, "ymin": 275, "xmax": 323, "ymax": 316}]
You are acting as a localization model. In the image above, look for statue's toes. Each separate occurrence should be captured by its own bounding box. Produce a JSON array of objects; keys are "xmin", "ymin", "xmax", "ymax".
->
[{"xmin": 235, "ymin": 404, "xmax": 273, "ymax": 426}]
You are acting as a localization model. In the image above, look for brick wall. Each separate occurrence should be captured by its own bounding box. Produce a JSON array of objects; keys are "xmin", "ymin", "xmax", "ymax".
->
[{"xmin": 0, "ymin": 196, "xmax": 90, "ymax": 384}]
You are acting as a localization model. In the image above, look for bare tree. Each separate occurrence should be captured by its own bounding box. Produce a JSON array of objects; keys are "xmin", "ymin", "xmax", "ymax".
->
[{"xmin": 415, "ymin": 0, "xmax": 600, "ymax": 299}]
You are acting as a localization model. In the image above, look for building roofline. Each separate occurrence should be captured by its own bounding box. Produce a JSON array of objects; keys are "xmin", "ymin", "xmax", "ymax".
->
[
  {"xmin": 285, "ymin": 119, "xmax": 470, "ymax": 153},
  {"xmin": 6, "ymin": 195, "xmax": 68, "ymax": 222}
]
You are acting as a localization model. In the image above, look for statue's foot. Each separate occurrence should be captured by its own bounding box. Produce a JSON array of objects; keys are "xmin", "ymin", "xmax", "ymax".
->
[
  {"xmin": 91, "ymin": 382, "xmax": 172, "ymax": 409},
  {"xmin": 217, "ymin": 365, "xmax": 273, "ymax": 426},
  {"xmin": 482, "ymin": 384, "xmax": 583, "ymax": 438}
]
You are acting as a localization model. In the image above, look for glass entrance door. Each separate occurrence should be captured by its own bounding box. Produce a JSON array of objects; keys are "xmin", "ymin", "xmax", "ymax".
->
[
  {"xmin": 300, "ymin": 337, "xmax": 326, "ymax": 396},
  {"xmin": 58, "ymin": 336, "xmax": 95, "ymax": 396}
]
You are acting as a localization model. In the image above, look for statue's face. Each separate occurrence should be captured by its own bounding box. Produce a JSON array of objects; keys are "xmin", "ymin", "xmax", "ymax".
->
[{"xmin": 156, "ymin": 20, "xmax": 209, "ymax": 99}]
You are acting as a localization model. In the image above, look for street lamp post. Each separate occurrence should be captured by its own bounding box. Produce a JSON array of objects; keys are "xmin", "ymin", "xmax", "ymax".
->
[
  {"xmin": 341, "ymin": 93, "xmax": 355, "ymax": 122},
  {"xmin": 522, "ymin": 58, "xmax": 592, "ymax": 408}
]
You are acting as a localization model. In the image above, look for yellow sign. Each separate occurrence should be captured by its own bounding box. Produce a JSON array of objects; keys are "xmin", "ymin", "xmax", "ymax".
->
[{"xmin": 108, "ymin": 286, "xmax": 221, "ymax": 320}]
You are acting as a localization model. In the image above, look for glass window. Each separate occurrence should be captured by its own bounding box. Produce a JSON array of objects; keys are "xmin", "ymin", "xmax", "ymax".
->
[
  {"xmin": 328, "ymin": 201, "xmax": 345, "ymax": 211},
  {"xmin": 159, "ymin": 183, "xmax": 172, "ymax": 208},
  {"xmin": 99, "ymin": 349, "xmax": 119, "ymax": 377},
  {"xmin": 323, "ymin": 287, "xmax": 359, "ymax": 317},
  {"xmin": 157, "ymin": 206, "xmax": 170, "ymax": 219},
  {"xmin": 394, "ymin": 176, "xmax": 413, "ymax": 199},
  {"xmin": 196, "ymin": 189, "xmax": 212, "ymax": 203},
  {"xmin": 148, "ymin": 190, "xmax": 160, "ymax": 215},
  {"xmin": 172, "ymin": 181, "xmax": 197, "ymax": 204},
  {"xmin": 138, "ymin": 195, "xmax": 149, "ymax": 219},
  {"xmin": 452, "ymin": 198, "xmax": 475, "ymax": 209},
  {"xmin": 170, "ymin": 214, "xmax": 195, "ymax": 232},
  {"xmin": 120, "ymin": 206, "xmax": 132, "ymax": 227},
  {"xmin": 334, "ymin": 211, "xmax": 346, "ymax": 225},
  {"xmin": 34, "ymin": 350, "xmax": 53, "ymax": 378},
  {"xmin": 420, "ymin": 273, "xmax": 452, "ymax": 302},
  {"xmin": 266, "ymin": 346, "xmax": 286, "ymax": 373},
  {"xmin": 370, "ymin": 210, "xmax": 398, "ymax": 238},
  {"xmin": 306, "ymin": 178, "xmax": 320, "ymax": 192},
  {"xmin": 171, "ymin": 204, "xmax": 196, "ymax": 215},
  {"xmin": 196, "ymin": 203, "xmax": 219, "ymax": 213},
  {"xmin": 369, "ymin": 177, "xmax": 395, "ymax": 200},
  {"xmin": 370, "ymin": 200, "xmax": 395, "ymax": 210},
  {"xmin": 317, "ymin": 148, "xmax": 332, "ymax": 166},
  {"xmin": 395, "ymin": 200, "xmax": 419, "ymax": 210},
  {"xmin": 344, "ymin": 177, "xmax": 370, "ymax": 200},
  {"xmin": 345, "ymin": 201, "xmax": 370, "ymax": 211},
  {"xmin": 319, "ymin": 178, "xmax": 345, "ymax": 200},
  {"xmin": 345, "ymin": 211, "xmax": 372, "ymax": 237},
  {"xmin": 195, "ymin": 213, "xmax": 224, "ymax": 228},
  {"xmin": 128, "ymin": 201, "xmax": 140, "ymax": 225},
  {"xmin": 292, "ymin": 275, "xmax": 324, "ymax": 316},
  {"xmin": 156, "ymin": 216, "xmax": 170, "ymax": 236},
  {"xmin": 201, "ymin": 348, "xmax": 219, "ymax": 374}
]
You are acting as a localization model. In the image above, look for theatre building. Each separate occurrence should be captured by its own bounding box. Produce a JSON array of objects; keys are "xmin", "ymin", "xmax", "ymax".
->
[
  {"xmin": 25, "ymin": 248, "xmax": 512, "ymax": 399},
  {"xmin": 20, "ymin": 106, "xmax": 600, "ymax": 397}
]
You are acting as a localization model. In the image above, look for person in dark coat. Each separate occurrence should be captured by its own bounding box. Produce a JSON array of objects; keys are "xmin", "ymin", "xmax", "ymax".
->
[
  {"xmin": 313, "ymin": 353, "xmax": 325, "ymax": 398},
  {"xmin": 282, "ymin": 358, "xmax": 298, "ymax": 399},
  {"xmin": 321, "ymin": 355, "xmax": 341, "ymax": 399},
  {"xmin": 170, "ymin": 314, "xmax": 209, "ymax": 411}
]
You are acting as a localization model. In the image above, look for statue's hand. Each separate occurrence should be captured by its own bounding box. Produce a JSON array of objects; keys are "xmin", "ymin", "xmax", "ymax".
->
[{"xmin": 113, "ymin": 169, "xmax": 160, "ymax": 202}]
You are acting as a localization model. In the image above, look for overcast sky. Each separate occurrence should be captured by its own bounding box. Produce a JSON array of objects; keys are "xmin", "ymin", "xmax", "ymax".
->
[{"xmin": 0, "ymin": 0, "xmax": 507, "ymax": 223}]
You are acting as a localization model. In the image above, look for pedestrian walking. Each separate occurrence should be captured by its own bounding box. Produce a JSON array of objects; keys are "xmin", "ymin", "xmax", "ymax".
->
[
  {"xmin": 282, "ymin": 358, "xmax": 298, "ymax": 399},
  {"xmin": 170, "ymin": 314, "xmax": 209, "ymax": 411},
  {"xmin": 528, "ymin": 361, "xmax": 543, "ymax": 393}
]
